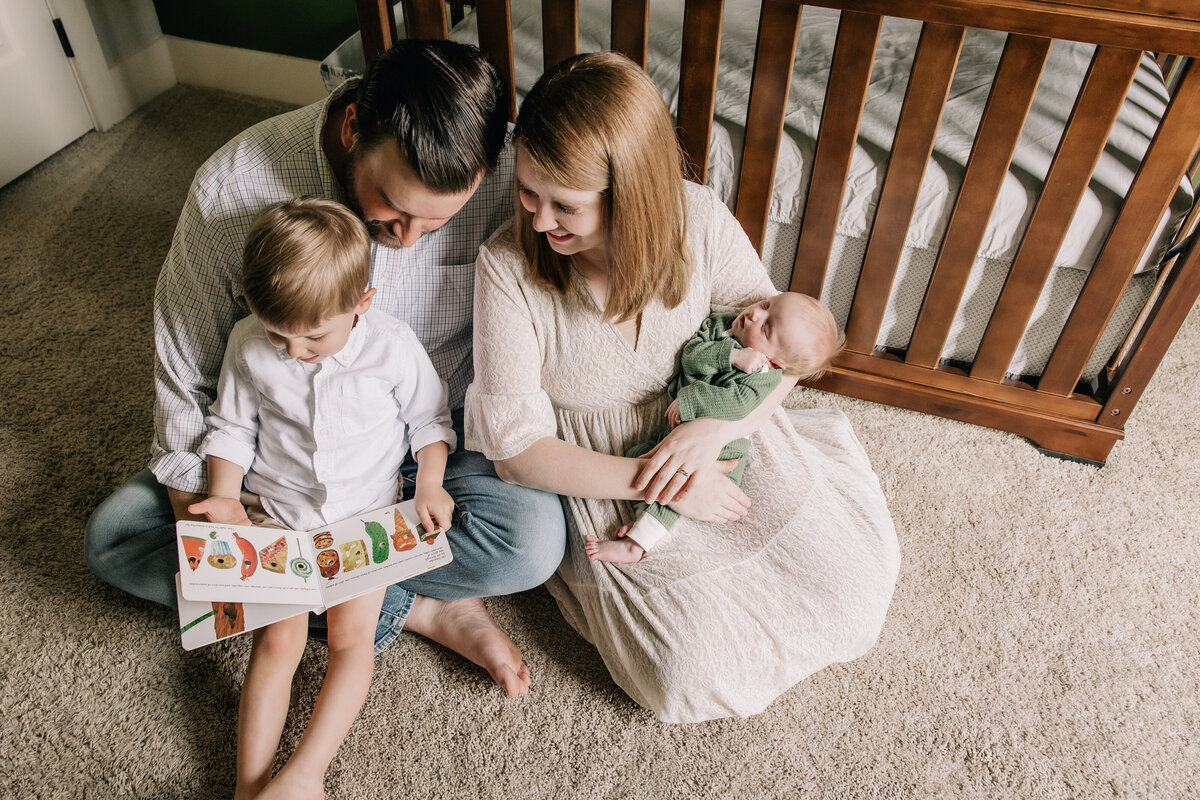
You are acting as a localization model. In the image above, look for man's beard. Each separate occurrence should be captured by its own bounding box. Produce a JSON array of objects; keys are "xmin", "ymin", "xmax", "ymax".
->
[{"xmin": 342, "ymin": 147, "xmax": 405, "ymax": 250}]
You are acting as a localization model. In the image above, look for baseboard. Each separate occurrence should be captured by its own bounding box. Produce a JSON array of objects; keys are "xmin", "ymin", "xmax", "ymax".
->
[{"xmin": 165, "ymin": 37, "xmax": 328, "ymax": 107}]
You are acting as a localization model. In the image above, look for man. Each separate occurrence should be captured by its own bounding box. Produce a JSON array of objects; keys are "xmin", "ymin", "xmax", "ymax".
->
[{"xmin": 85, "ymin": 40, "xmax": 565, "ymax": 697}]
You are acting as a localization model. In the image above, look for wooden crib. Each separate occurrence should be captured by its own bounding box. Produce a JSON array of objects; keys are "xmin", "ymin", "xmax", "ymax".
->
[{"xmin": 353, "ymin": 0, "xmax": 1200, "ymax": 465}]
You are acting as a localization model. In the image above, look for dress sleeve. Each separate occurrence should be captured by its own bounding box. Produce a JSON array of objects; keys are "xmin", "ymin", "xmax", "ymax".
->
[
  {"xmin": 695, "ymin": 184, "xmax": 778, "ymax": 313},
  {"xmin": 463, "ymin": 237, "xmax": 558, "ymax": 461}
]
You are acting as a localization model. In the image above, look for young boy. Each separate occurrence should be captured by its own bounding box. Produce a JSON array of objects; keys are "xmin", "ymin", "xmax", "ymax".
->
[
  {"xmin": 585, "ymin": 292, "xmax": 843, "ymax": 564},
  {"xmin": 187, "ymin": 198, "xmax": 457, "ymax": 800}
]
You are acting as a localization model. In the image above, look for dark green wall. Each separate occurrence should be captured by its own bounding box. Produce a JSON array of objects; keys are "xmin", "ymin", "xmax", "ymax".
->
[{"xmin": 152, "ymin": 1, "xmax": 360, "ymax": 60}]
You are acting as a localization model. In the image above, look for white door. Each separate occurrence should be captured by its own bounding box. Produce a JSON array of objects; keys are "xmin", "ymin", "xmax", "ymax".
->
[{"xmin": 0, "ymin": 0, "xmax": 94, "ymax": 187}]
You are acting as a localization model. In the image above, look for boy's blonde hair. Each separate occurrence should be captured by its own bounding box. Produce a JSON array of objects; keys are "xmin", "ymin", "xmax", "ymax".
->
[
  {"xmin": 242, "ymin": 197, "xmax": 371, "ymax": 330},
  {"xmin": 774, "ymin": 294, "xmax": 844, "ymax": 381},
  {"xmin": 513, "ymin": 51, "xmax": 691, "ymax": 323}
]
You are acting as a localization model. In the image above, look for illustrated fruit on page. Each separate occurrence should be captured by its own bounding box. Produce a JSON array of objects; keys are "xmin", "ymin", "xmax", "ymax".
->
[{"xmin": 182, "ymin": 536, "xmax": 206, "ymax": 571}]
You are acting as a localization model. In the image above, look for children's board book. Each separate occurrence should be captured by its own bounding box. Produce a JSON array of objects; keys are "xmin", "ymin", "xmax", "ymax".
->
[{"xmin": 174, "ymin": 500, "xmax": 451, "ymax": 650}]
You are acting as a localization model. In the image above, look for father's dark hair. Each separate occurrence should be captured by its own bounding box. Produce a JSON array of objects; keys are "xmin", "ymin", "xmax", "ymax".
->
[{"xmin": 354, "ymin": 39, "xmax": 509, "ymax": 194}]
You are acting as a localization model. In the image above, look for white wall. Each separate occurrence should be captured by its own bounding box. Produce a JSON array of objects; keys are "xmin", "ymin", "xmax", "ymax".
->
[
  {"xmin": 56, "ymin": 0, "xmax": 175, "ymax": 130},
  {"xmin": 82, "ymin": 0, "xmax": 161, "ymax": 67}
]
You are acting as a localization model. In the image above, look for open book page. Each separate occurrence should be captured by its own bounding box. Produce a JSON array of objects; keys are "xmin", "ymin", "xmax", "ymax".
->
[
  {"xmin": 314, "ymin": 502, "xmax": 452, "ymax": 608},
  {"xmin": 176, "ymin": 573, "xmax": 317, "ymax": 651},
  {"xmin": 177, "ymin": 521, "xmax": 322, "ymax": 605},
  {"xmin": 174, "ymin": 500, "xmax": 453, "ymax": 649}
]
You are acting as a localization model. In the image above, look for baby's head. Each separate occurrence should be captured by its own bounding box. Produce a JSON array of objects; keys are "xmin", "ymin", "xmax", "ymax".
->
[
  {"xmin": 729, "ymin": 292, "xmax": 843, "ymax": 379},
  {"xmin": 242, "ymin": 198, "xmax": 374, "ymax": 363}
]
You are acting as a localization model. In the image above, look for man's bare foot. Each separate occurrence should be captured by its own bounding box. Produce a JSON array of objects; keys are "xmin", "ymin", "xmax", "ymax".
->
[
  {"xmin": 584, "ymin": 533, "xmax": 645, "ymax": 564},
  {"xmin": 255, "ymin": 766, "xmax": 323, "ymax": 800},
  {"xmin": 404, "ymin": 596, "xmax": 530, "ymax": 696}
]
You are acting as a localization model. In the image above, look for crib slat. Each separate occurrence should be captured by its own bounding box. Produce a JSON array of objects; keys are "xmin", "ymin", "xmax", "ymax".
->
[
  {"xmin": 790, "ymin": 11, "xmax": 882, "ymax": 297},
  {"xmin": 474, "ymin": 0, "xmax": 516, "ymax": 121},
  {"xmin": 1103, "ymin": 198, "xmax": 1200, "ymax": 382},
  {"xmin": 844, "ymin": 22, "xmax": 963, "ymax": 354},
  {"xmin": 971, "ymin": 46, "xmax": 1143, "ymax": 383},
  {"xmin": 401, "ymin": 0, "xmax": 448, "ymax": 39},
  {"xmin": 356, "ymin": 0, "xmax": 396, "ymax": 65},
  {"xmin": 1099, "ymin": 215, "xmax": 1200, "ymax": 426},
  {"xmin": 1038, "ymin": 59, "xmax": 1200, "ymax": 396},
  {"xmin": 542, "ymin": 0, "xmax": 579, "ymax": 71},
  {"xmin": 676, "ymin": 0, "xmax": 725, "ymax": 183},
  {"xmin": 733, "ymin": 0, "xmax": 804, "ymax": 253},
  {"xmin": 611, "ymin": 0, "xmax": 650, "ymax": 67},
  {"xmin": 905, "ymin": 34, "xmax": 1052, "ymax": 369}
]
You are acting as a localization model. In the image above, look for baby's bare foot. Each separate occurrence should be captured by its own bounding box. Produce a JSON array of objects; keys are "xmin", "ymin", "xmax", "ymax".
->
[
  {"xmin": 405, "ymin": 596, "xmax": 530, "ymax": 696},
  {"xmin": 585, "ymin": 534, "xmax": 645, "ymax": 564}
]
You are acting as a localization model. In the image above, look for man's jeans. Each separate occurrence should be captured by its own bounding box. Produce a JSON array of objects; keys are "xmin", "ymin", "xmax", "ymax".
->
[{"xmin": 84, "ymin": 447, "xmax": 566, "ymax": 654}]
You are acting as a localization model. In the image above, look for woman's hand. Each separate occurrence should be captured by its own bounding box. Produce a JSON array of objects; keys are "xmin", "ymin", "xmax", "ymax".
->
[
  {"xmin": 664, "ymin": 460, "xmax": 750, "ymax": 523},
  {"xmin": 187, "ymin": 496, "xmax": 251, "ymax": 526},
  {"xmin": 635, "ymin": 416, "xmax": 737, "ymax": 504},
  {"xmin": 414, "ymin": 483, "xmax": 455, "ymax": 535}
]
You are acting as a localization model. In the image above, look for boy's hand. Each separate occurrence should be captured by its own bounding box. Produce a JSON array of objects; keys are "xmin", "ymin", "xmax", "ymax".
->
[
  {"xmin": 187, "ymin": 496, "xmax": 251, "ymax": 526},
  {"xmin": 665, "ymin": 399, "xmax": 682, "ymax": 428},
  {"xmin": 731, "ymin": 347, "xmax": 771, "ymax": 373},
  {"xmin": 414, "ymin": 484, "xmax": 455, "ymax": 535}
]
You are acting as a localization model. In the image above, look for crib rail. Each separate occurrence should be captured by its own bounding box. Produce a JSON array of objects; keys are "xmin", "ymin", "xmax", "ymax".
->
[
  {"xmin": 968, "ymin": 46, "xmax": 1143, "ymax": 384},
  {"xmin": 362, "ymin": 0, "xmax": 1200, "ymax": 462}
]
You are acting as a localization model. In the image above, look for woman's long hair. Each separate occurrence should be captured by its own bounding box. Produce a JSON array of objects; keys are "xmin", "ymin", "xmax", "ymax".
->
[{"xmin": 513, "ymin": 52, "xmax": 691, "ymax": 322}]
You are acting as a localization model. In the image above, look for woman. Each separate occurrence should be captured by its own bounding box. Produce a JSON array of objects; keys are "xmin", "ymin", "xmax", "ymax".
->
[{"xmin": 464, "ymin": 52, "xmax": 900, "ymax": 723}]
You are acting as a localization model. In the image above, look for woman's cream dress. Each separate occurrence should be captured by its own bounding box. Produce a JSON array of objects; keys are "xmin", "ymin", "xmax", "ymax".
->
[{"xmin": 466, "ymin": 183, "xmax": 900, "ymax": 723}]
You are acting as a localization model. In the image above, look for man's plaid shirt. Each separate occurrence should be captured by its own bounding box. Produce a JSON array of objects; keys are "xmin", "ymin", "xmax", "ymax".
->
[{"xmin": 150, "ymin": 85, "xmax": 514, "ymax": 494}]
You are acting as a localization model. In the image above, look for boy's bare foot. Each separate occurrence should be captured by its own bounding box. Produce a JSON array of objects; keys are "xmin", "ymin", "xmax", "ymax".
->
[
  {"xmin": 255, "ymin": 767, "xmax": 324, "ymax": 800},
  {"xmin": 234, "ymin": 779, "xmax": 268, "ymax": 800},
  {"xmin": 584, "ymin": 533, "xmax": 645, "ymax": 564},
  {"xmin": 404, "ymin": 596, "xmax": 531, "ymax": 696}
]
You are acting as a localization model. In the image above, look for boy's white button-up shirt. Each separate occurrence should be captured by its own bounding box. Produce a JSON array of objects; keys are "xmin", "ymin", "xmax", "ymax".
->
[{"xmin": 199, "ymin": 309, "xmax": 456, "ymax": 531}]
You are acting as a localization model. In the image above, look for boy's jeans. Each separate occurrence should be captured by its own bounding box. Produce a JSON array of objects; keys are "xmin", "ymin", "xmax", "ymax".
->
[{"xmin": 84, "ymin": 447, "xmax": 566, "ymax": 655}]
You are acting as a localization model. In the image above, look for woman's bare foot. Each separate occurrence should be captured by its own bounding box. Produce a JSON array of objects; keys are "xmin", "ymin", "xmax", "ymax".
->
[
  {"xmin": 584, "ymin": 533, "xmax": 645, "ymax": 564},
  {"xmin": 404, "ymin": 596, "xmax": 530, "ymax": 696}
]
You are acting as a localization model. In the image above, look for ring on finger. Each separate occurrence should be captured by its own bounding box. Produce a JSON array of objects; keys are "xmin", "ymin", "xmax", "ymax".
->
[{"xmin": 676, "ymin": 467, "xmax": 690, "ymax": 478}]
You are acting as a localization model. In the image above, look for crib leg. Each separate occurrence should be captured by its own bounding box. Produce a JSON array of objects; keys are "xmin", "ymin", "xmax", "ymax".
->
[{"xmin": 1034, "ymin": 446, "xmax": 1106, "ymax": 468}]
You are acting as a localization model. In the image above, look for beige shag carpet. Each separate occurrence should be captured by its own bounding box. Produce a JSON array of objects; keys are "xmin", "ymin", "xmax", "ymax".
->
[{"xmin": 1, "ymin": 86, "xmax": 1197, "ymax": 799}]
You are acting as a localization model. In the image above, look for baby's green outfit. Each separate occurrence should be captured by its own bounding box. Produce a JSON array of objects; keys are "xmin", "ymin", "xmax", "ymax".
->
[{"xmin": 622, "ymin": 312, "xmax": 781, "ymax": 551}]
